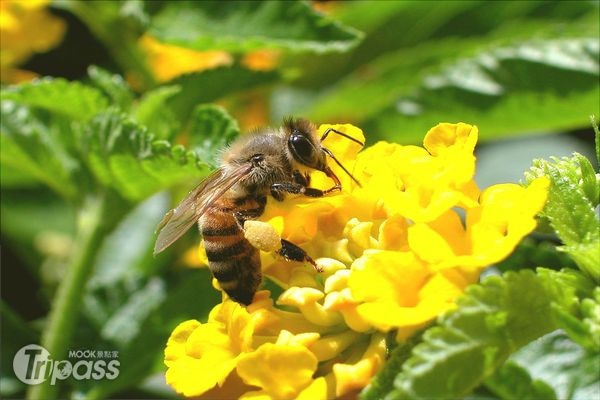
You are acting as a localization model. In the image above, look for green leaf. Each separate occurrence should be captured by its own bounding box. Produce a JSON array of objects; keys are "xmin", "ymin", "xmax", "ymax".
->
[
  {"xmin": 166, "ymin": 66, "xmax": 279, "ymax": 124},
  {"xmin": 81, "ymin": 110, "xmax": 212, "ymax": 201},
  {"xmin": 87, "ymin": 65, "xmax": 135, "ymax": 110},
  {"xmin": 360, "ymin": 332, "xmax": 424, "ymax": 400},
  {"xmin": 0, "ymin": 164, "xmax": 44, "ymax": 188},
  {"xmin": 388, "ymin": 270, "xmax": 562, "ymax": 400},
  {"xmin": 0, "ymin": 102, "xmax": 80, "ymax": 199},
  {"xmin": 304, "ymin": 32, "xmax": 599, "ymax": 142},
  {"xmin": 297, "ymin": 1, "xmax": 595, "ymax": 90},
  {"xmin": 577, "ymin": 153, "xmax": 600, "ymax": 207},
  {"xmin": 82, "ymin": 269, "xmax": 219, "ymax": 400},
  {"xmin": 0, "ymin": 302, "xmax": 37, "ymax": 398},
  {"xmin": 87, "ymin": 194, "xmax": 168, "ymax": 290},
  {"xmin": 100, "ymin": 277, "xmax": 167, "ymax": 347},
  {"xmin": 1, "ymin": 78, "xmax": 108, "ymax": 121},
  {"xmin": 0, "ymin": 187, "xmax": 75, "ymax": 275},
  {"xmin": 494, "ymin": 237, "xmax": 578, "ymax": 273},
  {"xmin": 592, "ymin": 114, "xmax": 600, "ymax": 167},
  {"xmin": 581, "ymin": 287, "xmax": 600, "ymax": 350},
  {"xmin": 510, "ymin": 330, "xmax": 600, "ymax": 400},
  {"xmin": 132, "ymin": 85, "xmax": 182, "ymax": 139},
  {"xmin": 188, "ymin": 104, "xmax": 240, "ymax": 168},
  {"xmin": 149, "ymin": 0, "xmax": 362, "ymax": 53},
  {"xmin": 525, "ymin": 155, "xmax": 600, "ymax": 281},
  {"xmin": 484, "ymin": 361, "xmax": 557, "ymax": 400},
  {"xmin": 538, "ymin": 268, "xmax": 599, "ymax": 352}
]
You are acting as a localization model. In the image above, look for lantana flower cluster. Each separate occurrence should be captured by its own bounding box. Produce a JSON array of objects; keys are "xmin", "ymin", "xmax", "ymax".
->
[{"xmin": 165, "ymin": 122, "xmax": 549, "ymax": 399}]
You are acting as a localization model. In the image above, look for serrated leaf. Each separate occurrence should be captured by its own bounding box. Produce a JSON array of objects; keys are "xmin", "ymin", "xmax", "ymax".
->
[
  {"xmin": 81, "ymin": 110, "xmax": 211, "ymax": 201},
  {"xmin": 188, "ymin": 104, "xmax": 239, "ymax": 168},
  {"xmin": 132, "ymin": 85, "xmax": 181, "ymax": 139},
  {"xmin": 536, "ymin": 268, "xmax": 600, "ymax": 352},
  {"xmin": 0, "ymin": 102, "xmax": 79, "ymax": 199},
  {"xmin": 525, "ymin": 155, "xmax": 600, "ymax": 281},
  {"xmin": 388, "ymin": 270, "xmax": 562, "ymax": 400},
  {"xmin": 149, "ymin": 0, "xmax": 362, "ymax": 53},
  {"xmin": 1, "ymin": 78, "xmax": 108, "ymax": 121},
  {"xmin": 576, "ymin": 153, "xmax": 600, "ymax": 207},
  {"xmin": 87, "ymin": 65, "xmax": 135, "ymax": 110},
  {"xmin": 166, "ymin": 66, "xmax": 278, "ymax": 124},
  {"xmin": 484, "ymin": 361, "xmax": 557, "ymax": 400},
  {"xmin": 581, "ymin": 287, "xmax": 600, "ymax": 350}
]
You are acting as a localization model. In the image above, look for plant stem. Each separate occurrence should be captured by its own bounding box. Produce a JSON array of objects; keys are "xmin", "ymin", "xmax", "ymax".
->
[{"xmin": 27, "ymin": 195, "xmax": 110, "ymax": 400}]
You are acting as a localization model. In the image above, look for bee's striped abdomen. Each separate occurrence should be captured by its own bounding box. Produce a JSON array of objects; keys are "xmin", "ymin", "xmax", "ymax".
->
[{"xmin": 200, "ymin": 197, "xmax": 263, "ymax": 305}]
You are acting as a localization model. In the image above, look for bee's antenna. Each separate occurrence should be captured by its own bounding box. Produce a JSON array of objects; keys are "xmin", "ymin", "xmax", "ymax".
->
[
  {"xmin": 320, "ymin": 128, "xmax": 364, "ymax": 147},
  {"xmin": 322, "ymin": 147, "xmax": 362, "ymax": 188}
]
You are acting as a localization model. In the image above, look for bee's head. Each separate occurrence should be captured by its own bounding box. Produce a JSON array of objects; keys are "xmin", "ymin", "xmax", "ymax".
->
[
  {"xmin": 284, "ymin": 117, "xmax": 363, "ymax": 190},
  {"xmin": 284, "ymin": 118, "xmax": 327, "ymax": 172}
]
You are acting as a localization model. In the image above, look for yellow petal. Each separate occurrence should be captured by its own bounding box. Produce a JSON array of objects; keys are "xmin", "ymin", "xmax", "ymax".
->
[
  {"xmin": 467, "ymin": 177, "xmax": 549, "ymax": 267},
  {"xmin": 408, "ymin": 223, "xmax": 456, "ymax": 265},
  {"xmin": 164, "ymin": 320, "xmax": 201, "ymax": 366},
  {"xmin": 278, "ymin": 287, "xmax": 343, "ymax": 326},
  {"xmin": 377, "ymin": 215, "xmax": 409, "ymax": 251},
  {"xmin": 275, "ymin": 329, "xmax": 320, "ymax": 348},
  {"xmin": 423, "ymin": 122, "xmax": 478, "ymax": 156},
  {"xmin": 165, "ymin": 354, "xmax": 238, "ymax": 397},
  {"xmin": 237, "ymin": 343, "xmax": 318, "ymax": 400},
  {"xmin": 349, "ymin": 251, "xmax": 429, "ymax": 307},
  {"xmin": 333, "ymin": 334, "xmax": 386, "ymax": 397},
  {"xmin": 297, "ymin": 377, "xmax": 328, "ymax": 400},
  {"xmin": 164, "ymin": 318, "xmax": 240, "ymax": 397},
  {"xmin": 309, "ymin": 330, "xmax": 362, "ymax": 361}
]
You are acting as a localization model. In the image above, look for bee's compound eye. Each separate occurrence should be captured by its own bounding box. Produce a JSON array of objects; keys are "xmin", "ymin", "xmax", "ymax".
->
[
  {"xmin": 250, "ymin": 154, "xmax": 264, "ymax": 165},
  {"xmin": 289, "ymin": 133, "xmax": 314, "ymax": 163}
]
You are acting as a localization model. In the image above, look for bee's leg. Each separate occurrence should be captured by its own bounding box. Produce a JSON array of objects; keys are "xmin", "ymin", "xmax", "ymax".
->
[
  {"xmin": 293, "ymin": 170, "xmax": 310, "ymax": 186},
  {"xmin": 271, "ymin": 182, "xmax": 334, "ymax": 198},
  {"xmin": 233, "ymin": 195, "xmax": 266, "ymax": 225},
  {"xmin": 320, "ymin": 127, "xmax": 364, "ymax": 147},
  {"xmin": 278, "ymin": 239, "xmax": 322, "ymax": 272}
]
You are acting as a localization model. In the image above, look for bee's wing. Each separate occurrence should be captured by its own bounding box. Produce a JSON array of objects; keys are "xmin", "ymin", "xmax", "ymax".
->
[{"xmin": 153, "ymin": 164, "xmax": 252, "ymax": 255}]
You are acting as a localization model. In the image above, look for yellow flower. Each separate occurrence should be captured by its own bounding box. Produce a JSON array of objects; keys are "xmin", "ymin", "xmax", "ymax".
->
[
  {"xmin": 164, "ymin": 301, "xmax": 255, "ymax": 397},
  {"xmin": 236, "ymin": 331, "xmax": 320, "ymax": 400},
  {"xmin": 165, "ymin": 122, "xmax": 549, "ymax": 398},
  {"xmin": 0, "ymin": 0, "xmax": 65, "ymax": 83},
  {"xmin": 138, "ymin": 35, "xmax": 233, "ymax": 83}
]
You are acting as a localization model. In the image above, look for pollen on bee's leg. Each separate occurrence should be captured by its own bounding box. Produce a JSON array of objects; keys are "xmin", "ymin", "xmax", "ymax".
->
[{"xmin": 243, "ymin": 220, "xmax": 282, "ymax": 252}]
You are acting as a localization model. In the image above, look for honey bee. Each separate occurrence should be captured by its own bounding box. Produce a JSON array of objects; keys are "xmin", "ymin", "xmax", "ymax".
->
[{"xmin": 154, "ymin": 118, "xmax": 362, "ymax": 305}]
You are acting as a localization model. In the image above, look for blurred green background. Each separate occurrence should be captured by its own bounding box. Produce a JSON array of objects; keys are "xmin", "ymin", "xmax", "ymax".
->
[{"xmin": 1, "ymin": 1, "xmax": 598, "ymax": 399}]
